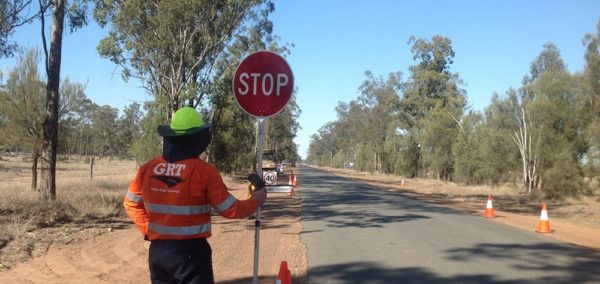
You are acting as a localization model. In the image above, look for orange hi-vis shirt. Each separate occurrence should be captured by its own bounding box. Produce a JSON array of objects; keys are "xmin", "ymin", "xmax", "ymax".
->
[{"xmin": 124, "ymin": 156, "xmax": 258, "ymax": 240}]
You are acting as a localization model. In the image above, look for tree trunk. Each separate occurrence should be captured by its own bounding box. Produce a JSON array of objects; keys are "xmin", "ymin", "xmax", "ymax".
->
[
  {"xmin": 31, "ymin": 148, "xmax": 39, "ymax": 191},
  {"xmin": 40, "ymin": 0, "xmax": 65, "ymax": 200},
  {"xmin": 513, "ymin": 107, "xmax": 540, "ymax": 194},
  {"xmin": 373, "ymin": 153, "xmax": 377, "ymax": 173}
]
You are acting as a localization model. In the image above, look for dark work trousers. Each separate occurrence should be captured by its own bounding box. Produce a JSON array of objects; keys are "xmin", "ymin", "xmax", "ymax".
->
[{"xmin": 149, "ymin": 238, "xmax": 214, "ymax": 284}]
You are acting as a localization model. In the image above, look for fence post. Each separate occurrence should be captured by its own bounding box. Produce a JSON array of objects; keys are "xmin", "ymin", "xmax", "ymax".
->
[{"xmin": 90, "ymin": 157, "xmax": 94, "ymax": 179}]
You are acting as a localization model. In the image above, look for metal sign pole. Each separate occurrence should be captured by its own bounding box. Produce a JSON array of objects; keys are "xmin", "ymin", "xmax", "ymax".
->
[{"xmin": 253, "ymin": 117, "xmax": 265, "ymax": 284}]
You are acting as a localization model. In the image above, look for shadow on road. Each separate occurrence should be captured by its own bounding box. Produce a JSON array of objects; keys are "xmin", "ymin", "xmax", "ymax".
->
[
  {"xmin": 444, "ymin": 242, "xmax": 600, "ymax": 283},
  {"xmin": 309, "ymin": 243, "xmax": 600, "ymax": 284},
  {"xmin": 310, "ymin": 262, "xmax": 510, "ymax": 284},
  {"xmin": 300, "ymin": 168, "xmax": 455, "ymax": 228}
]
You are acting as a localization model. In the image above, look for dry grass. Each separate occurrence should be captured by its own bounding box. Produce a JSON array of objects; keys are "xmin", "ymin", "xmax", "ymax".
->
[
  {"xmin": 0, "ymin": 156, "xmax": 254, "ymax": 269},
  {"xmin": 0, "ymin": 156, "xmax": 136, "ymax": 246},
  {"xmin": 0, "ymin": 156, "xmax": 249, "ymax": 246}
]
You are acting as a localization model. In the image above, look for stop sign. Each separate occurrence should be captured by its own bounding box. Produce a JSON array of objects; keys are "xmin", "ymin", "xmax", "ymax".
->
[{"xmin": 233, "ymin": 51, "xmax": 294, "ymax": 117}]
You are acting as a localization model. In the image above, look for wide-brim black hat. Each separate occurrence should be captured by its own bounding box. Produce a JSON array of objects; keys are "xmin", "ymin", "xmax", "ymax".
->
[{"xmin": 157, "ymin": 124, "xmax": 212, "ymax": 137}]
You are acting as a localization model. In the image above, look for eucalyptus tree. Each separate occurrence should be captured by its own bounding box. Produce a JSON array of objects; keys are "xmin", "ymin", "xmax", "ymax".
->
[
  {"xmin": 332, "ymin": 100, "xmax": 364, "ymax": 167},
  {"xmin": 307, "ymin": 122, "xmax": 338, "ymax": 167},
  {"xmin": 400, "ymin": 35, "xmax": 466, "ymax": 180},
  {"xmin": 0, "ymin": 48, "xmax": 46, "ymax": 190},
  {"xmin": 515, "ymin": 43, "xmax": 587, "ymax": 197},
  {"xmin": 116, "ymin": 102, "xmax": 142, "ymax": 158},
  {"xmin": 451, "ymin": 111, "xmax": 483, "ymax": 184},
  {"xmin": 57, "ymin": 77, "xmax": 89, "ymax": 155},
  {"xmin": 130, "ymin": 101, "xmax": 164, "ymax": 164},
  {"xmin": 94, "ymin": 0, "xmax": 275, "ymax": 119},
  {"xmin": 38, "ymin": 0, "xmax": 88, "ymax": 200},
  {"xmin": 477, "ymin": 91, "xmax": 520, "ymax": 185},
  {"xmin": 90, "ymin": 105, "xmax": 119, "ymax": 156},
  {"xmin": 510, "ymin": 44, "xmax": 569, "ymax": 194},
  {"xmin": 306, "ymin": 71, "xmax": 401, "ymax": 172},
  {"xmin": 522, "ymin": 43, "xmax": 567, "ymax": 85},
  {"xmin": 356, "ymin": 71, "xmax": 402, "ymax": 173},
  {"xmin": 582, "ymin": 20, "xmax": 600, "ymax": 182},
  {"xmin": 266, "ymin": 98, "xmax": 301, "ymax": 163}
]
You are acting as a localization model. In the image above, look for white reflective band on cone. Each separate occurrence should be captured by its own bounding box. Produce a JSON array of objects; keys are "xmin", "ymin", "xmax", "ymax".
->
[{"xmin": 540, "ymin": 210, "xmax": 549, "ymax": 221}]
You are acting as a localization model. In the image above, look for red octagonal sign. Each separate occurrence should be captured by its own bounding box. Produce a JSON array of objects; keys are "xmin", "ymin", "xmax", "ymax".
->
[{"xmin": 233, "ymin": 51, "xmax": 294, "ymax": 117}]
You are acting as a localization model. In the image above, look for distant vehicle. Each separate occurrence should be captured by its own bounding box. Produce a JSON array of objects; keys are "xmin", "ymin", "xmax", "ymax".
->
[
  {"xmin": 262, "ymin": 149, "xmax": 278, "ymax": 172},
  {"xmin": 277, "ymin": 162, "xmax": 289, "ymax": 175}
]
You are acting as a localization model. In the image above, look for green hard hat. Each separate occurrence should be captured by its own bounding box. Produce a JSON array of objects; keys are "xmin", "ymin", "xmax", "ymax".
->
[{"xmin": 157, "ymin": 107, "xmax": 212, "ymax": 137}]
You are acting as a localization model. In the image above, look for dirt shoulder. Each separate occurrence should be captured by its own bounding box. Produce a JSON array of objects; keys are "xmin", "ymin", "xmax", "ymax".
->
[
  {"xmin": 211, "ymin": 176, "xmax": 308, "ymax": 283},
  {"xmin": 318, "ymin": 166, "xmax": 600, "ymax": 251},
  {"xmin": 0, "ymin": 174, "xmax": 308, "ymax": 284}
]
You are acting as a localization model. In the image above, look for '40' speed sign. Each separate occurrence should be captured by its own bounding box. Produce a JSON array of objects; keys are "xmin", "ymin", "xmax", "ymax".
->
[{"xmin": 263, "ymin": 171, "xmax": 277, "ymax": 185}]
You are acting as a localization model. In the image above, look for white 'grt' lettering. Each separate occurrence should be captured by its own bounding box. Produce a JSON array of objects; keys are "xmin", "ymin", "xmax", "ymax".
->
[
  {"xmin": 237, "ymin": 72, "xmax": 289, "ymax": 96},
  {"xmin": 153, "ymin": 163, "xmax": 186, "ymax": 176}
]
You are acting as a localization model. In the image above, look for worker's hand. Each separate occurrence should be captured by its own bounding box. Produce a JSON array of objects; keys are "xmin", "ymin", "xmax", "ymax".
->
[{"xmin": 251, "ymin": 187, "xmax": 267, "ymax": 207}]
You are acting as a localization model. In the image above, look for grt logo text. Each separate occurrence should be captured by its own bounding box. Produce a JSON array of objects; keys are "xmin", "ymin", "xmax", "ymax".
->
[{"xmin": 153, "ymin": 163, "xmax": 186, "ymax": 177}]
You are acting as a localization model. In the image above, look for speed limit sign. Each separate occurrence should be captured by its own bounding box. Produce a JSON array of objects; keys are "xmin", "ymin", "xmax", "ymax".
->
[{"xmin": 263, "ymin": 171, "xmax": 277, "ymax": 185}]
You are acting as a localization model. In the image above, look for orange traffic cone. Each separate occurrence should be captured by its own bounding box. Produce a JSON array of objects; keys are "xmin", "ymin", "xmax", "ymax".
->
[
  {"xmin": 400, "ymin": 179, "xmax": 405, "ymax": 189},
  {"xmin": 484, "ymin": 195, "xmax": 495, "ymax": 218},
  {"xmin": 293, "ymin": 175, "xmax": 299, "ymax": 187},
  {"xmin": 288, "ymin": 175, "xmax": 293, "ymax": 186},
  {"xmin": 536, "ymin": 203, "xmax": 552, "ymax": 233},
  {"xmin": 276, "ymin": 261, "xmax": 292, "ymax": 284}
]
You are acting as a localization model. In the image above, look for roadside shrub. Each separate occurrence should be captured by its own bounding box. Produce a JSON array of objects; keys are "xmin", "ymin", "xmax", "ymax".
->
[
  {"xmin": 24, "ymin": 201, "xmax": 78, "ymax": 227},
  {"xmin": 541, "ymin": 150, "xmax": 584, "ymax": 199}
]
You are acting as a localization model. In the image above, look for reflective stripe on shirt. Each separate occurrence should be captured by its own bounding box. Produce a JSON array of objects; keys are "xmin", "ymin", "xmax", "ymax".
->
[
  {"xmin": 148, "ymin": 222, "xmax": 211, "ymax": 236},
  {"xmin": 126, "ymin": 192, "xmax": 142, "ymax": 203},
  {"xmin": 215, "ymin": 194, "xmax": 236, "ymax": 212},
  {"xmin": 146, "ymin": 203, "xmax": 211, "ymax": 215}
]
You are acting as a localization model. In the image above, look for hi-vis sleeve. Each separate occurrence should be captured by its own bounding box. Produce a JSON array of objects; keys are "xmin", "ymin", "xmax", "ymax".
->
[
  {"xmin": 124, "ymin": 171, "xmax": 148, "ymax": 235},
  {"xmin": 207, "ymin": 168, "xmax": 258, "ymax": 219}
]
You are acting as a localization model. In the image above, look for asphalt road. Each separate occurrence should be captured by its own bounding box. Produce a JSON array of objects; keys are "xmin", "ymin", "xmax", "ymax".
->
[{"xmin": 299, "ymin": 166, "xmax": 600, "ymax": 284}]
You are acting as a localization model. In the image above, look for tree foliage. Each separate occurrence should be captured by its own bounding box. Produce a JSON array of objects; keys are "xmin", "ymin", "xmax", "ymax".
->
[
  {"xmin": 0, "ymin": 48, "xmax": 90, "ymax": 191},
  {"xmin": 94, "ymin": 0, "xmax": 275, "ymax": 118},
  {"xmin": 0, "ymin": 48, "xmax": 45, "ymax": 190},
  {"xmin": 0, "ymin": 0, "xmax": 37, "ymax": 58},
  {"xmin": 309, "ymin": 35, "xmax": 465, "ymax": 180},
  {"xmin": 307, "ymin": 24, "xmax": 600, "ymax": 198}
]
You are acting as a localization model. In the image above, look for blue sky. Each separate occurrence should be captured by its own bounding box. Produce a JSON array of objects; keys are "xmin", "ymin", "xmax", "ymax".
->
[{"xmin": 1, "ymin": 0, "xmax": 599, "ymax": 159}]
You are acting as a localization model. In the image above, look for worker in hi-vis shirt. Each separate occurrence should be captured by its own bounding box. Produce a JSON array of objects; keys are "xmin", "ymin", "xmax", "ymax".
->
[{"xmin": 124, "ymin": 106, "xmax": 266, "ymax": 283}]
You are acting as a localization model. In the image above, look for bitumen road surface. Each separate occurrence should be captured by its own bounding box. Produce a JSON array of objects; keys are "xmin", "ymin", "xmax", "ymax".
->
[{"xmin": 299, "ymin": 166, "xmax": 600, "ymax": 284}]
